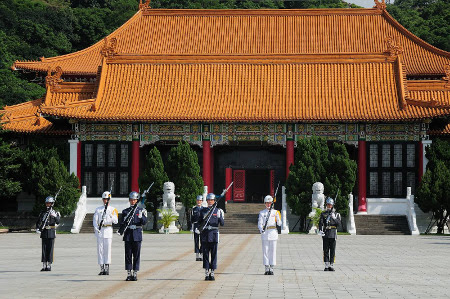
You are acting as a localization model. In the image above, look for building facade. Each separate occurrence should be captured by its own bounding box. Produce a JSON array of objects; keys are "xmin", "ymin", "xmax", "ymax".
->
[{"xmin": 2, "ymin": 0, "xmax": 450, "ymax": 215}]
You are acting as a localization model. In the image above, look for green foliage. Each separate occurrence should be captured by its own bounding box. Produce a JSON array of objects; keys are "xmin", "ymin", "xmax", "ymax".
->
[
  {"xmin": 308, "ymin": 207, "xmax": 322, "ymax": 227},
  {"xmin": 0, "ymin": 137, "xmax": 21, "ymax": 198},
  {"xmin": 139, "ymin": 146, "xmax": 169, "ymax": 230},
  {"xmin": 416, "ymin": 139, "xmax": 450, "ymax": 234},
  {"xmin": 31, "ymin": 156, "xmax": 80, "ymax": 216},
  {"xmin": 387, "ymin": 0, "xmax": 450, "ymax": 52},
  {"xmin": 157, "ymin": 208, "xmax": 179, "ymax": 229},
  {"xmin": 285, "ymin": 137, "xmax": 356, "ymax": 231},
  {"xmin": 166, "ymin": 141, "xmax": 203, "ymax": 216}
]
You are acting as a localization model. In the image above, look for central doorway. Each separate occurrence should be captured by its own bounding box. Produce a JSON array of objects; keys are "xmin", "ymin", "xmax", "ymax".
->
[
  {"xmin": 246, "ymin": 169, "xmax": 271, "ymax": 203},
  {"xmin": 232, "ymin": 169, "xmax": 273, "ymax": 202}
]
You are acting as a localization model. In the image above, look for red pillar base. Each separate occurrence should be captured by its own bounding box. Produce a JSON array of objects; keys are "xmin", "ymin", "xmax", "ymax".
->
[
  {"xmin": 357, "ymin": 140, "xmax": 367, "ymax": 214},
  {"xmin": 203, "ymin": 141, "xmax": 211, "ymax": 192},
  {"xmin": 286, "ymin": 140, "xmax": 294, "ymax": 179},
  {"xmin": 131, "ymin": 141, "xmax": 140, "ymax": 192}
]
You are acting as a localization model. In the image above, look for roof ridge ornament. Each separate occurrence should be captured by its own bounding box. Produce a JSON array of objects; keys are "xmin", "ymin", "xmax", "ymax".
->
[
  {"xmin": 443, "ymin": 64, "xmax": 450, "ymax": 88},
  {"xmin": 45, "ymin": 66, "xmax": 63, "ymax": 91},
  {"xmin": 374, "ymin": 0, "xmax": 387, "ymax": 11},
  {"xmin": 385, "ymin": 37, "xmax": 403, "ymax": 62},
  {"xmin": 100, "ymin": 37, "xmax": 118, "ymax": 58},
  {"xmin": 139, "ymin": 0, "xmax": 151, "ymax": 11}
]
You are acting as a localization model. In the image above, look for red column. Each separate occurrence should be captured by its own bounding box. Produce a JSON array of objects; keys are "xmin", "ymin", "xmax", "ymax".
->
[
  {"xmin": 210, "ymin": 146, "xmax": 214, "ymax": 193},
  {"xmin": 225, "ymin": 168, "xmax": 232, "ymax": 201},
  {"xmin": 203, "ymin": 141, "xmax": 211, "ymax": 191},
  {"xmin": 418, "ymin": 141, "xmax": 424, "ymax": 183},
  {"xmin": 358, "ymin": 140, "xmax": 367, "ymax": 213},
  {"xmin": 286, "ymin": 140, "xmax": 294, "ymax": 179},
  {"xmin": 131, "ymin": 140, "xmax": 140, "ymax": 192},
  {"xmin": 77, "ymin": 141, "xmax": 81, "ymax": 184}
]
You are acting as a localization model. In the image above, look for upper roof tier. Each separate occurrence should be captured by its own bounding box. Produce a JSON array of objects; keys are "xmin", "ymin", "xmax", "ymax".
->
[
  {"xmin": 12, "ymin": 5, "xmax": 450, "ymax": 77},
  {"xmin": 34, "ymin": 53, "xmax": 450, "ymax": 122}
]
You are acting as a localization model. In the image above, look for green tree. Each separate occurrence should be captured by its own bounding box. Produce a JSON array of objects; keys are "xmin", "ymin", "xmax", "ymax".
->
[
  {"xmin": 31, "ymin": 156, "xmax": 80, "ymax": 216},
  {"xmin": 416, "ymin": 139, "xmax": 450, "ymax": 234},
  {"xmin": 139, "ymin": 146, "xmax": 169, "ymax": 231},
  {"xmin": 166, "ymin": 141, "xmax": 204, "ymax": 225},
  {"xmin": 285, "ymin": 137, "xmax": 356, "ymax": 231},
  {"xmin": 0, "ymin": 137, "xmax": 21, "ymax": 210}
]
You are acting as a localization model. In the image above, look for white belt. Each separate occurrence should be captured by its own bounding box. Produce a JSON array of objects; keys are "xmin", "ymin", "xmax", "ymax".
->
[
  {"xmin": 204, "ymin": 226, "xmax": 218, "ymax": 230},
  {"xmin": 128, "ymin": 225, "xmax": 142, "ymax": 230}
]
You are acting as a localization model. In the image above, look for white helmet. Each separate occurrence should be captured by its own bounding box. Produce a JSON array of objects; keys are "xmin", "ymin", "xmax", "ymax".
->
[
  {"xmin": 102, "ymin": 191, "xmax": 111, "ymax": 199},
  {"xmin": 326, "ymin": 197, "xmax": 334, "ymax": 206},
  {"xmin": 264, "ymin": 195, "xmax": 273, "ymax": 203},
  {"xmin": 129, "ymin": 191, "xmax": 140, "ymax": 200},
  {"xmin": 45, "ymin": 196, "xmax": 55, "ymax": 203},
  {"xmin": 196, "ymin": 195, "xmax": 203, "ymax": 201},
  {"xmin": 206, "ymin": 193, "xmax": 216, "ymax": 200}
]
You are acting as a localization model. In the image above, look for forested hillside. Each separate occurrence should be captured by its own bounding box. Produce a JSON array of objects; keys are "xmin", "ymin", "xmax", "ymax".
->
[{"xmin": 0, "ymin": 0, "xmax": 449, "ymax": 108}]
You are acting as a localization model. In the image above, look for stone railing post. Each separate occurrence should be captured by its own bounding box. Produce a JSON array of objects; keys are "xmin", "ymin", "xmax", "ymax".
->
[
  {"xmin": 71, "ymin": 186, "xmax": 87, "ymax": 234},
  {"xmin": 347, "ymin": 193, "xmax": 356, "ymax": 235},
  {"xmin": 407, "ymin": 187, "xmax": 420, "ymax": 235},
  {"xmin": 281, "ymin": 186, "xmax": 289, "ymax": 234}
]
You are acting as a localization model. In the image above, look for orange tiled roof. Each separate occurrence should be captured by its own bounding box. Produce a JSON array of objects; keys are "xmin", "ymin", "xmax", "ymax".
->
[
  {"xmin": 407, "ymin": 80, "xmax": 450, "ymax": 109},
  {"xmin": 0, "ymin": 99, "xmax": 71, "ymax": 134},
  {"xmin": 37, "ymin": 53, "xmax": 450, "ymax": 122},
  {"xmin": 429, "ymin": 124, "xmax": 450, "ymax": 136},
  {"xmin": 12, "ymin": 7, "xmax": 450, "ymax": 76}
]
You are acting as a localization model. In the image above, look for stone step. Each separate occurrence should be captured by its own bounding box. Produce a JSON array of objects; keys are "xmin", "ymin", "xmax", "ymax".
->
[
  {"xmin": 354, "ymin": 215, "xmax": 410, "ymax": 235},
  {"xmin": 79, "ymin": 213, "xmax": 121, "ymax": 234}
]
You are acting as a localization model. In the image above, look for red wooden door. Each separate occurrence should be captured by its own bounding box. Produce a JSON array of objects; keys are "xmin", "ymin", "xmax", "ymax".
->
[{"xmin": 233, "ymin": 170, "xmax": 245, "ymax": 202}]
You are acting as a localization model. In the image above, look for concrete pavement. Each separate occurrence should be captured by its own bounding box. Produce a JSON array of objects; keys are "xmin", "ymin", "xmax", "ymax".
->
[{"xmin": 0, "ymin": 233, "xmax": 449, "ymax": 298}]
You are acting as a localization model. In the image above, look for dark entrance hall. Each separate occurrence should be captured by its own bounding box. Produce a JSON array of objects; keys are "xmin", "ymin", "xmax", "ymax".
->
[{"xmin": 246, "ymin": 169, "xmax": 271, "ymax": 203}]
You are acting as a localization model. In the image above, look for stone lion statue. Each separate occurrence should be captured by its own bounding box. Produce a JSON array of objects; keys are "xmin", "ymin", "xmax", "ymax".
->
[
  {"xmin": 162, "ymin": 182, "xmax": 177, "ymax": 214},
  {"xmin": 311, "ymin": 182, "xmax": 325, "ymax": 211}
]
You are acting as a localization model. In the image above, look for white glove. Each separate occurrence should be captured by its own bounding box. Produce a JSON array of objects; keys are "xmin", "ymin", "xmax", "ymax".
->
[
  {"xmin": 50, "ymin": 210, "xmax": 57, "ymax": 217},
  {"xmin": 95, "ymin": 228, "xmax": 101, "ymax": 235},
  {"xmin": 194, "ymin": 228, "xmax": 200, "ymax": 234},
  {"xmin": 138, "ymin": 210, "xmax": 142, "ymax": 219},
  {"xmin": 36, "ymin": 229, "xmax": 41, "ymax": 234},
  {"xmin": 318, "ymin": 230, "xmax": 325, "ymax": 237},
  {"xmin": 331, "ymin": 212, "xmax": 336, "ymax": 220}
]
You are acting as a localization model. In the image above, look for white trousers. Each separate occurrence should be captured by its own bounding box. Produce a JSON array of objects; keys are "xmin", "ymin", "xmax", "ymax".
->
[
  {"xmin": 262, "ymin": 239, "xmax": 277, "ymax": 266},
  {"xmin": 97, "ymin": 237, "xmax": 112, "ymax": 265}
]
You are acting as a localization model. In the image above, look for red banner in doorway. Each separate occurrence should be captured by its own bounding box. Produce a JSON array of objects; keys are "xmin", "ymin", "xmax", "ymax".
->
[{"xmin": 233, "ymin": 170, "xmax": 245, "ymax": 202}]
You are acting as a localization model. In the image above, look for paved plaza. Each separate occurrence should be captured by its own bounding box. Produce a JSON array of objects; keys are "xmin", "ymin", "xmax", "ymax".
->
[{"xmin": 0, "ymin": 233, "xmax": 449, "ymax": 298}]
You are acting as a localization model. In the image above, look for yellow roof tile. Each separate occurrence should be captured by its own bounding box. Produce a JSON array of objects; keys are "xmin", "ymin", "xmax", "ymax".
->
[
  {"xmin": 12, "ymin": 8, "xmax": 450, "ymax": 76},
  {"xmin": 37, "ymin": 54, "xmax": 450, "ymax": 122}
]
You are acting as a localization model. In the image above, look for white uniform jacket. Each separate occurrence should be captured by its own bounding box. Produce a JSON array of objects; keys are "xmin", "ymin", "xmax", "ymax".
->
[
  {"xmin": 258, "ymin": 209, "xmax": 282, "ymax": 241},
  {"xmin": 93, "ymin": 205, "xmax": 119, "ymax": 239}
]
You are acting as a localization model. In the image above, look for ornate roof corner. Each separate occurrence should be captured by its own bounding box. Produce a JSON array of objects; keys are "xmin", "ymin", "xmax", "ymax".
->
[
  {"xmin": 90, "ymin": 103, "xmax": 97, "ymax": 112},
  {"xmin": 443, "ymin": 64, "xmax": 450, "ymax": 88},
  {"xmin": 100, "ymin": 37, "xmax": 118, "ymax": 58},
  {"xmin": 34, "ymin": 113, "xmax": 41, "ymax": 126},
  {"xmin": 45, "ymin": 66, "xmax": 63, "ymax": 91},
  {"xmin": 385, "ymin": 37, "xmax": 403, "ymax": 62},
  {"xmin": 40, "ymin": 57, "xmax": 45, "ymax": 62},
  {"xmin": 139, "ymin": 0, "xmax": 151, "ymax": 11},
  {"xmin": 374, "ymin": 0, "xmax": 387, "ymax": 11}
]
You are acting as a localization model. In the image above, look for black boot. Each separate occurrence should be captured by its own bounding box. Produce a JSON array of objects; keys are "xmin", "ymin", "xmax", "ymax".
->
[
  {"xmin": 41, "ymin": 263, "xmax": 46, "ymax": 272},
  {"xmin": 105, "ymin": 264, "xmax": 110, "ymax": 275},
  {"xmin": 328, "ymin": 264, "xmax": 335, "ymax": 272},
  {"xmin": 209, "ymin": 270, "xmax": 215, "ymax": 281},
  {"xmin": 99, "ymin": 265, "xmax": 105, "ymax": 275},
  {"xmin": 204, "ymin": 269, "xmax": 210, "ymax": 281},
  {"xmin": 46, "ymin": 263, "xmax": 52, "ymax": 272},
  {"xmin": 126, "ymin": 270, "xmax": 132, "ymax": 281},
  {"xmin": 132, "ymin": 271, "xmax": 138, "ymax": 281}
]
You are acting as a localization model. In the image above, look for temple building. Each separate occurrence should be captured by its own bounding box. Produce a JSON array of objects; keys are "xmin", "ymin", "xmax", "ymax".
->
[{"xmin": 2, "ymin": 0, "xmax": 450, "ymax": 218}]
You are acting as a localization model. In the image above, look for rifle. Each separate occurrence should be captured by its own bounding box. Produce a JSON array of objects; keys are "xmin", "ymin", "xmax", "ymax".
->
[
  {"xmin": 117, "ymin": 183, "xmax": 154, "ymax": 236},
  {"xmin": 140, "ymin": 182, "xmax": 154, "ymax": 205},
  {"xmin": 98, "ymin": 181, "xmax": 113, "ymax": 231},
  {"xmin": 37, "ymin": 186, "xmax": 62, "ymax": 232},
  {"xmin": 262, "ymin": 181, "xmax": 280, "ymax": 233},
  {"xmin": 326, "ymin": 188, "xmax": 340, "ymax": 225},
  {"xmin": 198, "ymin": 182, "xmax": 233, "ymax": 233}
]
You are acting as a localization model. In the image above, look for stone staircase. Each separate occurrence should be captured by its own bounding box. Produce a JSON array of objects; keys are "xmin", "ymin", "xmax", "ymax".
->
[
  {"xmin": 221, "ymin": 203, "xmax": 262, "ymax": 234},
  {"xmin": 78, "ymin": 213, "xmax": 121, "ymax": 233},
  {"xmin": 354, "ymin": 215, "xmax": 411, "ymax": 235}
]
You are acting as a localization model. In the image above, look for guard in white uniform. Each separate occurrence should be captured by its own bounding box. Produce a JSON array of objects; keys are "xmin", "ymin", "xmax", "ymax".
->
[
  {"xmin": 93, "ymin": 191, "xmax": 118, "ymax": 275},
  {"xmin": 257, "ymin": 195, "xmax": 282, "ymax": 275}
]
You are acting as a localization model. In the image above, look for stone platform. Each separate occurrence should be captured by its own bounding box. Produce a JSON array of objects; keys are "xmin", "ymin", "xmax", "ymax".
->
[{"xmin": 0, "ymin": 233, "xmax": 449, "ymax": 298}]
